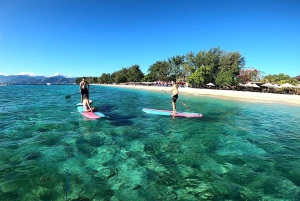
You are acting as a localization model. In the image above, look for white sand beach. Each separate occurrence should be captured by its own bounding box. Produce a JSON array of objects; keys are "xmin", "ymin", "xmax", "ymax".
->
[{"xmin": 94, "ymin": 84, "xmax": 300, "ymax": 106}]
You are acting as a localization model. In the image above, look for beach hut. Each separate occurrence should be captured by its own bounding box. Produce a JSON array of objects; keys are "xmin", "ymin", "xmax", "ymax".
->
[
  {"xmin": 206, "ymin": 82, "xmax": 215, "ymax": 89},
  {"xmin": 243, "ymin": 83, "xmax": 254, "ymax": 91},
  {"xmin": 295, "ymin": 84, "xmax": 300, "ymax": 95},
  {"xmin": 280, "ymin": 83, "xmax": 295, "ymax": 94},
  {"xmin": 272, "ymin": 84, "xmax": 281, "ymax": 88},
  {"xmin": 206, "ymin": 82, "xmax": 215, "ymax": 86},
  {"xmin": 261, "ymin": 83, "xmax": 273, "ymax": 92}
]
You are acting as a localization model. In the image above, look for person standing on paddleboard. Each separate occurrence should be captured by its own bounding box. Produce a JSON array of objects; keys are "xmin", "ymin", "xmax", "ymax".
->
[
  {"xmin": 79, "ymin": 77, "xmax": 90, "ymax": 103},
  {"xmin": 170, "ymin": 80, "xmax": 179, "ymax": 114}
]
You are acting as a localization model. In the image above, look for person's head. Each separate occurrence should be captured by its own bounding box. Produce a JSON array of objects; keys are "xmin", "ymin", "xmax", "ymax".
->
[
  {"xmin": 82, "ymin": 77, "xmax": 86, "ymax": 81},
  {"xmin": 172, "ymin": 80, "xmax": 176, "ymax": 84}
]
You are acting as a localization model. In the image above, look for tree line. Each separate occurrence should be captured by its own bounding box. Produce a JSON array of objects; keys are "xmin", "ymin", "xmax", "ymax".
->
[{"xmin": 75, "ymin": 47, "xmax": 298, "ymax": 87}]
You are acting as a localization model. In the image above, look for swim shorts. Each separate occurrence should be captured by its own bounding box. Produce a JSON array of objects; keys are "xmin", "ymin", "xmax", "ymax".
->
[
  {"xmin": 172, "ymin": 94, "xmax": 178, "ymax": 102},
  {"xmin": 81, "ymin": 88, "xmax": 89, "ymax": 95}
]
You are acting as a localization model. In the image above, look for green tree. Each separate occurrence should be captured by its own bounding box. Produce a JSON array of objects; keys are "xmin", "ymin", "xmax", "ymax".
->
[
  {"xmin": 262, "ymin": 73, "xmax": 298, "ymax": 85},
  {"xmin": 127, "ymin": 65, "xmax": 144, "ymax": 82},
  {"xmin": 112, "ymin": 68, "xmax": 128, "ymax": 84},
  {"xmin": 168, "ymin": 55, "xmax": 185, "ymax": 80},
  {"xmin": 75, "ymin": 77, "xmax": 81, "ymax": 84},
  {"xmin": 141, "ymin": 74, "xmax": 156, "ymax": 82},
  {"xmin": 187, "ymin": 65, "xmax": 212, "ymax": 87},
  {"xmin": 147, "ymin": 61, "xmax": 171, "ymax": 81},
  {"xmin": 99, "ymin": 73, "xmax": 113, "ymax": 84},
  {"xmin": 184, "ymin": 52, "xmax": 197, "ymax": 74},
  {"xmin": 216, "ymin": 52, "xmax": 245, "ymax": 86}
]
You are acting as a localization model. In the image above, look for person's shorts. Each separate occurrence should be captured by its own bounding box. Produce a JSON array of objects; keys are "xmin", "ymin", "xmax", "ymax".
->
[
  {"xmin": 172, "ymin": 94, "xmax": 178, "ymax": 102},
  {"xmin": 81, "ymin": 88, "xmax": 89, "ymax": 95}
]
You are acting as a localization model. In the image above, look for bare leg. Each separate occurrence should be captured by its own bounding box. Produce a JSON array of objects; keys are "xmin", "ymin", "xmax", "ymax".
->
[{"xmin": 172, "ymin": 101, "xmax": 177, "ymax": 114}]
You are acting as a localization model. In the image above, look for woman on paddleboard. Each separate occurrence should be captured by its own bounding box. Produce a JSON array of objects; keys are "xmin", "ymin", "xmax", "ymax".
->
[
  {"xmin": 170, "ymin": 80, "xmax": 179, "ymax": 114},
  {"xmin": 79, "ymin": 77, "xmax": 90, "ymax": 103},
  {"xmin": 83, "ymin": 94, "xmax": 96, "ymax": 112}
]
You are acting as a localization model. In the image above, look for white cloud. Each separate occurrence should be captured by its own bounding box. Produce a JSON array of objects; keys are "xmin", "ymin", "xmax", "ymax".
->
[
  {"xmin": 51, "ymin": 73, "xmax": 73, "ymax": 78},
  {"xmin": 15, "ymin": 72, "xmax": 73, "ymax": 77},
  {"xmin": 19, "ymin": 72, "xmax": 40, "ymax": 76},
  {"xmin": 0, "ymin": 73, "xmax": 7, "ymax": 76}
]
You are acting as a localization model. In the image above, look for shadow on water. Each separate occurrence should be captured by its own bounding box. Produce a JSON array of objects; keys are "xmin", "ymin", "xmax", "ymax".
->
[
  {"xmin": 97, "ymin": 104, "xmax": 135, "ymax": 126},
  {"xmin": 106, "ymin": 114, "xmax": 135, "ymax": 126}
]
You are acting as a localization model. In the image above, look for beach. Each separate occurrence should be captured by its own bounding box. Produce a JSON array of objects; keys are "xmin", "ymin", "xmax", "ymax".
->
[{"xmin": 95, "ymin": 84, "xmax": 300, "ymax": 106}]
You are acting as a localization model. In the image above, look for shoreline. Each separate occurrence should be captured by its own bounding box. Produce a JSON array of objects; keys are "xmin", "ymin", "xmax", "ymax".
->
[{"xmin": 92, "ymin": 84, "xmax": 300, "ymax": 107}]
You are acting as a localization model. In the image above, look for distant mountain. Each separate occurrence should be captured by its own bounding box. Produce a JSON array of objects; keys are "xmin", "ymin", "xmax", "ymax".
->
[
  {"xmin": 294, "ymin": 75, "xmax": 300, "ymax": 81},
  {"xmin": 0, "ymin": 75, "xmax": 76, "ymax": 85}
]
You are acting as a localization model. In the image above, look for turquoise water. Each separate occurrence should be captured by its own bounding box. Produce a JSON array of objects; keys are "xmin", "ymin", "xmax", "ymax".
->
[{"xmin": 0, "ymin": 85, "xmax": 300, "ymax": 201}]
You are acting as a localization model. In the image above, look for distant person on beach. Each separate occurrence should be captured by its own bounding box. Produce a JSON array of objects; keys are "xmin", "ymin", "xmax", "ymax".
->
[
  {"xmin": 83, "ymin": 94, "xmax": 96, "ymax": 112},
  {"xmin": 170, "ymin": 80, "xmax": 179, "ymax": 114},
  {"xmin": 79, "ymin": 77, "xmax": 89, "ymax": 103}
]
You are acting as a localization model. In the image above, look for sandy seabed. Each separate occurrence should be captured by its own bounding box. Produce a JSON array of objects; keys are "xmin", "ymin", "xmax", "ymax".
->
[{"xmin": 93, "ymin": 84, "xmax": 300, "ymax": 106}]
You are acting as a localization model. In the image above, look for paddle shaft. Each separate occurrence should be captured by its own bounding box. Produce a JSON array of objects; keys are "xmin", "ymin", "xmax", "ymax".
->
[{"xmin": 66, "ymin": 88, "xmax": 93, "ymax": 99}]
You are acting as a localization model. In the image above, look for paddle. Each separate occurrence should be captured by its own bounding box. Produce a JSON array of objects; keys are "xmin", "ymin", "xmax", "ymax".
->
[
  {"xmin": 65, "ymin": 88, "xmax": 93, "ymax": 99},
  {"xmin": 162, "ymin": 90, "xmax": 191, "ymax": 111},
  {"xmin": 65, "ymin": 92, "xmax": 79, "ymax": 99}
]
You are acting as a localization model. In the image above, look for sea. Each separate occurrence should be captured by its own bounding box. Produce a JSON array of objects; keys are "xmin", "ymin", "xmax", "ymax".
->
[{"xmin": 0, "ymin": 85, "xmax": 300, "ymax": 201}]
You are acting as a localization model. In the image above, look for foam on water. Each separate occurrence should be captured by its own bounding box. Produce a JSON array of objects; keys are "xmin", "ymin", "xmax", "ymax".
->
[{"xmin": 0, "ymin": 85, "xmax": 300, "ymax": 200}]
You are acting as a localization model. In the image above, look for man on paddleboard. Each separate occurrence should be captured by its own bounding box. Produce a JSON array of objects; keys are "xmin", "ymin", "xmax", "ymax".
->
[
  {"xmin": 79, "ymin": 77, "xmax": 90, "ymax": 103},
  {"xmin": 170, "ymin": 80, "xmax": 179, "ymax": 114}
]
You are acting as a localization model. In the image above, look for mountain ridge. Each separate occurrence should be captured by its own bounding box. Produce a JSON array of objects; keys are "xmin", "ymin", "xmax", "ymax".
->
[{"xmin": 0, "ymin": 75, "xmax": 76, "ymax": 84}]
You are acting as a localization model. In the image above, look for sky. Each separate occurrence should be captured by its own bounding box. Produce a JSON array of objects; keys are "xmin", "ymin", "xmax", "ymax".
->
[{"xmin": 0, "ymin": 0, "xmax": 299, "ymax": 78}]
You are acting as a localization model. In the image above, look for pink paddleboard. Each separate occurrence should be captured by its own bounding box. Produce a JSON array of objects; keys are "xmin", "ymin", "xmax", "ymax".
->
[{"xmin": 77, "ymin": 106, "xmax": 105, "ymax": 119}]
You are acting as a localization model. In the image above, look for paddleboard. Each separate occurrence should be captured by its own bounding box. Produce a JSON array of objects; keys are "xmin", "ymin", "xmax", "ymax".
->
[
  {"xmin": 77, "ymin": 106, "xmax": 105, "ymax": 119},
  {"xmin": 142, "ymin": 108, "xmax": 202, "ymax": 118}
]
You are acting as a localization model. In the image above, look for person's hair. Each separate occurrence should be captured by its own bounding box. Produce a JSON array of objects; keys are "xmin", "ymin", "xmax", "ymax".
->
[
  {"xmin": 172, "ymin": 80, "xmax": 176, "ymax": 83},
  {"xmin": 84, "ymin": 94, "xmax": 89, "ymax": 99},
  {"xmin": 82, "ymin": 77, "xmax": 86, "ymax": 79}
]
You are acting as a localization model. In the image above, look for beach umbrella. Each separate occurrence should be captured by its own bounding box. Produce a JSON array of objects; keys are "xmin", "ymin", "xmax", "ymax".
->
[
  {"xmin": 272, "ymin": 84, "xmax": 281, "ymax": 88},
  {"xmin": 244, "ymin": 83, "xmax": 254, "ymax": 87},
  {"xmin": 206, "ymin": 82, "xmax": 215, "ymax": 86},
  {"xmin": 243, "ymin": 83, "xmax": 254, "ymax": 91},
  {"xmin": 296, "ymin": 84, "xmax": 300, "ymax": 88},
  {"xmin": 238, "ymin": 83, "xmax": 244, "ymax": 86},
  {"xmin": 280, "ymin": 83, "xmax": 295, "ymax": 88},
  {"xmin": 252, "ymin": 83, "xmax": 260, "ymax": 88},
  {"xmin": 261, "ymin": 83, "xmax": 273, "ymax": 87},
  {"xmin": 261, "ymin": 82, "xmax": 273, "ymax": 92},
  {"xmin": 280, "ymin": 83, "xmax": 295, "ymax": 94}
]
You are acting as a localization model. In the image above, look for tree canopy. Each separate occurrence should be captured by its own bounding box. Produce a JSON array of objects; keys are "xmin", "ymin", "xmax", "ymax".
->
[{"xmin": 75, "ymin": 47, "xmax": 297, "ymax": 88}]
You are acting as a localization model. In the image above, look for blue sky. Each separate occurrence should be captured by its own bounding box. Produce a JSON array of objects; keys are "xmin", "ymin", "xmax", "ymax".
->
[{"xmin": 0, "ymin": 0, "xmax": 299, "ymax": 78}]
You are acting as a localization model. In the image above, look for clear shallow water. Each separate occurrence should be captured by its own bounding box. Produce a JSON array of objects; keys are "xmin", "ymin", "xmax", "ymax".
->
[{"xmin": 0, "ymin": 85, "xmax": 300, "ymax": 201}]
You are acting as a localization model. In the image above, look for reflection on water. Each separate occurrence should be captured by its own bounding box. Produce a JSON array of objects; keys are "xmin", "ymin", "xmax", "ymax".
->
[{"xmin": 0, "ymin": 85, "xmax": 300, "ymax": 200}]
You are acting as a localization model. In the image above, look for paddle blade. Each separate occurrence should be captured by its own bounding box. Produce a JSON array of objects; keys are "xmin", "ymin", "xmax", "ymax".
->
[{"xmin": 65, "ymin": 95, "xmax": 72, "ymax": 99}]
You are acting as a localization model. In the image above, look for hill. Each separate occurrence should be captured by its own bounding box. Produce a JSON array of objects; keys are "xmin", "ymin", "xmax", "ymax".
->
[
  {"xmin": 0, "ymin": 75, "xmax": 76, "ymax": 85},
  {"xmin": 294, "ymin": 75, "xmax": 300, "ymax": 81}
]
